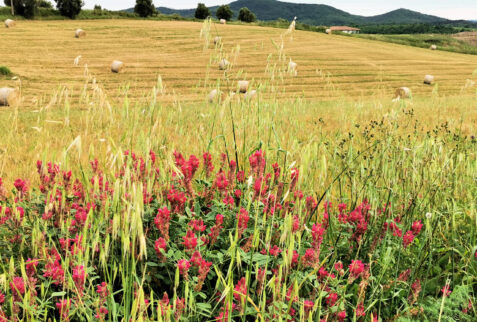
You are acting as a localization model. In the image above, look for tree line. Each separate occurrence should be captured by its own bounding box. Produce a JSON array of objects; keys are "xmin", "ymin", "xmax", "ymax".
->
[
  {"xmin": 4, "ymin": 0, "xmax": 83, "ymax": 18},
  {"xmin": 194, "ymin": 3, "xmax": 257, "ymax": 22},
  {"xmin": 4, "ymin": 1, "xmax": 258, "ymax": 23}
]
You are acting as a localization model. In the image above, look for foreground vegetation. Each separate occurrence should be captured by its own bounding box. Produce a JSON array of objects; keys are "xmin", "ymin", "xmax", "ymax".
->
[{"xmin": 0, "ymin": 19, "xmax": 476, "ymax": 320}]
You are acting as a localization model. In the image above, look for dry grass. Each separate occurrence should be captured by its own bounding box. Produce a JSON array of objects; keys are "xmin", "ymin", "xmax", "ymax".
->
[{"xmin": 454, "ymin": 31, "xmax": 477, "ymax": 46}]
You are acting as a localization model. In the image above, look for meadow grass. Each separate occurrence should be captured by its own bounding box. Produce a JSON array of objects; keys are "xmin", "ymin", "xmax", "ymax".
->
[
  {"xmin": 0, "ymin": 19, "xmax": 475, "ymax": 321},
  {"xmin": 353, "ymin": 33, "xmax": 477, "ymax": 55}
]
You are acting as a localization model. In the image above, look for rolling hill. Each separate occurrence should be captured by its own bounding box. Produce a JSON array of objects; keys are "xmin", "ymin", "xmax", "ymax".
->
[{"xmin": 154, "ymin": 0, "xmax": 449, "ymax": 26}]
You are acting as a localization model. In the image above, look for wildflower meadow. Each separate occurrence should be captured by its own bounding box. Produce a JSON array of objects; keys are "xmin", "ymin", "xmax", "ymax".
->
[{"xmin": 0, "ymin": 18, "xmax": 476, "ymax": 321}]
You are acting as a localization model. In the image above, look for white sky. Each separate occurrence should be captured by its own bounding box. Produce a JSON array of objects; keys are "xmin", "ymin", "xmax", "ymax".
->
[{"xmin": 82, "ymin": 1, "xmax": 477, "ymax": 20}]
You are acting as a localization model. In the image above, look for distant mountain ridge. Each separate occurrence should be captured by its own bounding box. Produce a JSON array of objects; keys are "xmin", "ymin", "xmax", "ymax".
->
[{"xmin": 149, "ymin": 0, "xmax": 451, "ymax": 26}]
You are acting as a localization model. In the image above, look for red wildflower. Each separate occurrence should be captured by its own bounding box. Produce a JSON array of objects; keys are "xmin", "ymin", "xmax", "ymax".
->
[
  {"xmin": 292, "ymin": 215, "xmax": 300, "ymax": 232},
  {"xmin": 349, "ymin": 260, "xmax": 365, "ymax": 278},
  {"xmin": 56, "ymin": 299, "xmax": 71, "ymax": 321},
  {"xmin": 269, "ymin": 245, "xmax": 282, "ymax": 257},
  {"xmin": 10, "ymin": 277, "xmax": 25, "ymax": 300},
  {"xmin": 237, "ymin": 208, "xmax": 250, "ymax": 239},
  {"xmin": 26, "ymin": 258, "xmax": 39, "ymax": 277},
  {"xmin": 189, "ymin": 219, "xmax": 206, "ymax": 232},
  {"xmin": 96, "ymin": 282, "xmax": 109, "ymax": 298},
  {"xmin": 356, "ymin": 302, "xmax": 365, "ymax": 317},
  {"xmin": 182, "ymin": 230, "xmax": 198, "ymax": 251},
  {"xmin": 304, "ymin": 299, "xmax": 314, "ymax": 312},
  {"xmin": 72, "ymin": 265, "xmax": 86, "ymax": 294},
  {"xmin": 334, "ymin": 261, "xmax": 343, "ymax": 271},
  {"xmin": 311, "ymin": 223, "xmax": 325, "ymax": 249},
  {"xmin": 214, "ymin": 171, "xmax": 229, "ymax": 191},
  {"xmin": 203, "ymin": 153, "xmax": 214, "ymax": 177},
  {"xmin": 337, "ymin": 311, "xmax": 347, "ymax": 322},
  {"xmin": 249, "ymin": 150, "xmax": 266, "ymax": 176},
  {"xmin": 326, "ymin": 292, "xmax": 338, "ymax": 307},
  {"xmin": 190, "ymin": 251, "xmax": 203, "ymax": 267},
  {"xmin": 154, "ymin": 207, "xmax": 171, "ymax": 241},
  {"xmin": 178, "ymin": 259, "xmax": 191, "ymax": 279},
  {"xmin": 195, "ymin": 259, "xmax": 213, "ymax": 291},
  {"xmin": 95, "ymin": 307, "xmax": 108, "ymax": 320},
  {"xmin": 412, "ymin": 220, "xmax": 423, "ymax": 235},
  {"xmin": 233, "ymin": 277, "xmax": 247, "ymax": 302},
  {"xmin": 403, "ymin": 230, "xmax": 415, "ymax": 248},
  {"xmin": 154, "ymin": 238, "xmax": 167, "ymax": 261},
  {"xmin": 441, "ymin": 284, "xmax": 452, "ymax": 296}
]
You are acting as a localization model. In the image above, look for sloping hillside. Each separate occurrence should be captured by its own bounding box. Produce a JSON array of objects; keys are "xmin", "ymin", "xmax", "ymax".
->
[{"xmin": 155, "ymin": 0, "xmax": 448, "ymax": 25}]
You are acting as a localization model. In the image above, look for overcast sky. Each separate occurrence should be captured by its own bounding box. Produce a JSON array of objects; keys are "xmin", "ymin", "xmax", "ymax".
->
[{"xmin": 83, "ymin": 1, "xmax": 477, "ymax": 20}]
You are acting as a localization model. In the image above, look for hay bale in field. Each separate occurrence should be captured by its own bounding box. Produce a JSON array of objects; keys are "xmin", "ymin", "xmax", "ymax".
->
[
  {"xmin": 238, "ymin": 80, "xmax": 249, "ymax": 93},
  {"xmin": 220, "ymin": 19, "xmax": 226, "ymax": 24},
  {"xmin": 423, "ymin": 75, "xmax": 434, "ymax": 85},
  {"xmin": 394, "ymin": 87, "xmax": 411, "ymax": 99},
  {"xmin": 214, "ymin": 36, "xmax": 221, "ymax": 45},
  {"xmin": 244, "ymin": 89, "xmax": 256, "ymax": 100},
  {"xmin": 288, "ymin": 60, "xmax": 297, "ymax": 75},
  {"xmin": 0, "ymin": 88, "xmax": 18, "ymax": 106},
  {"xmin": 5, "ymin": 19, "xmax": 15, "ymax": 28},
  {"xmin": 430, "ymin": 45, "xmax": 437, "ymax": 50},
  {"xmin": 111, "ymin": 60, "xmax": 124, "ymax": 73},
  {"xmin": 208, "ymin": 89, "xmax": 220, "ymax": 103},
  {"xmin": 219, "ymin": 58, "xmax": 230, "ymax": 70},
  {"xmin": 75, "ymin": 29, "xmax": 86, "ymax": 38},
  {"xmin": 325, "ymin": 28, "xmax": 331, "ymax": 34}
]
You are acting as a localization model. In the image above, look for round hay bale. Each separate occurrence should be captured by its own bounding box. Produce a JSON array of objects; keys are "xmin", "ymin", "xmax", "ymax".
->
[
  {"xmin": 214, "ymin": 36, "xmax": 221, "ymax": 45},
  {"xmin": 394, "ymin": 87, "xmax": 411, "ymax": 99},
  {"xmin": 238, "ymin": 80, "xmax": 249, "ymax": 94},
  {"xmin": 0, "ymin": 88, "xmax": 19, "ymax": 106},
  {"xmin": 244, "ymin": 90, "xmax": 257, "ymax": 100},
  {"xmin": 423, "ymin": 75, "xmax": 434, "ymax": 85},
  {"xmin": 288, "ymin": 60, "xmax": 297, "ymax": 75},
  {"xmin": 220, "ymin": 19, "xmax": 226, "ymax": 25},
  {"xmin": 430, "ymin": 45, "xmax": 437, "ymax": 50},
  {"xmin": 75, "ymin": 29, "xmax": 86, "ymax": 38},
  {"xmin": 208, "ymin": 89, "xmax": 219, "ymax": 103},
  {"xmin": 111, "ymin": 60, "xmax": 124, "ymax": 73},
  {"xmin": 5, "ymin": 19, "xmax": 15, "ymax": 28},
  {"xmin": 219, "ymin": 58, "xmax": 230, "ymax": 70},
  {"xmin": 325, "ymin": 28, "xmax": 331, "ymax": 34}
]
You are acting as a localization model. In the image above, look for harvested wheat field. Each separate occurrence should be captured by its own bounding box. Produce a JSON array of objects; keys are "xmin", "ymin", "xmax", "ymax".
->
[{"xmin": 0, "ymin": 20, "xmax": 476, "ymax": 105}]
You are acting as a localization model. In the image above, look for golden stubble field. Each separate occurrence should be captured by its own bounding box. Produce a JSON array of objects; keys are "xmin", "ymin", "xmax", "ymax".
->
[
  {"xmin": 1, "ymin": 19, "xmax": 476, "ymax": 104},
  {"xmin": 0, "ymin": 19, "xmax": 476, "ymax": 182}
]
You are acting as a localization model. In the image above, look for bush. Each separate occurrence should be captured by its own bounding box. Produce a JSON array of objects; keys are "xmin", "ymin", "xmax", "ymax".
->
[
  {"xmin": 54, "ymin": 0, "xmax": 83, "ymax": 19},
  {"xmin": 194, "ymin": 3, "xmax": 210, "ymax": 20},
  {"xmin": 216, "ymin": 4, "xmax": 233, "ymax": 21},
  {"xmin": 134, "ymin": 0, "xmax": 155, "ymax": 18},
  {"xmin": 238, "ymin": 7, "xmax": 256, "ymax": 23},
  {"xmin": 0, "ymin": 66, "xmax": 12, "ymax": 77}
]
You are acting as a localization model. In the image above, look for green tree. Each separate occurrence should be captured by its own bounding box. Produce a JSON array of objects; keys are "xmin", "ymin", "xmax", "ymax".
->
[
  {"xmin": 3, "ymin": 0, "xmax": 36, "ymax": 18},
  {"xmin": 54, "ymin": 0, "xmax": 84, "ymax": 19},
  {"xmin": 237, "ymin": 7, "xmax": 256, "ymax": 23},
  {"xmin": 134, "ymin": 0, "xmax": 156, "ymax": 18},
  {"xmin": 216, "ymin": 5, "xmax": 233, "ymax": 21},
  {"xmin": 194, "ymin": 3, "xmax": 210, "ymax": 20},
  {"xmin": 38, "ymin": 0, "xmax": 53, "ymax": 8}
]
